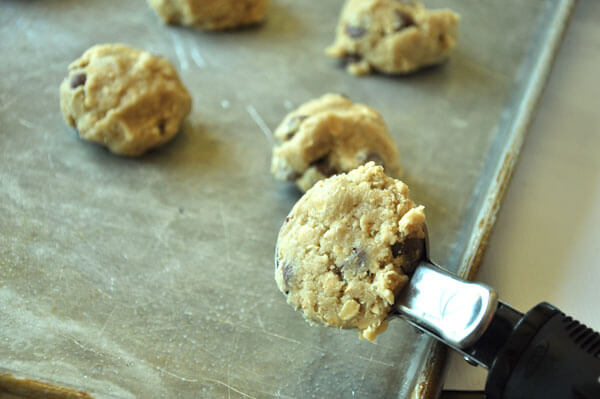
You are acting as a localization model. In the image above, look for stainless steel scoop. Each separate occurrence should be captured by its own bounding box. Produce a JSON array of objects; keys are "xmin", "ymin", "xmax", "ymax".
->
[
  {"xmin": 275, "ymin": 225, "xmax": 600, "ymax": 399},
  {"xmin": 393, "ymin": 228, "xmax": 600, "ymax": 399},
  {"xmin": 390, "ymin": 225, "xmax": 498, "ymax": 361}
]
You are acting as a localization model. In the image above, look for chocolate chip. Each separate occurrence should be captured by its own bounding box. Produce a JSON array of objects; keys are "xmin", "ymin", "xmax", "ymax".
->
[
  {"xmin": 438, "ymin": 34, "xmax": 450, "ymax": 47},
  {"xmin": 342, "ymin": 53, "xmax": 363, "ymax": 66},
  {"xmin": 281, "ymin": 262, "xmax": 294, "ymax": 289},
  {"xmin": 285, "ymin": 170, "xmax": 301, "ymax": 181},
  {"xmin": 345, "ymin": 24, "xmax": 366, "ymax": 39},
  {"xmin": 395, "ymin": 11, "xmax": 415, "ymax": 31},
  {"xmin": 391, "ymin": 238, "xmax": 424, "ymax": 274},
  {"xmin": 340, "ymin": 248, "xmax": 367, "ymax": 277},
  {"xmin": 311, "ymin": 156, "xmax": 338, "ymax": 177},
  {"xmin": 69, "ymin": 73, "xmax": 86, "ymax": 89},
  {"xmin": 391, "ymin": 242, "xmax": 402, "ymax": 258},
  {"xmin": 284, "ymin": 115, "xmax": 307, "ymax": 140},
  {"xmin": 157, "ymin": 119, "xmax": 167, "ymax": 136},
  {"xmin": 391, "ymin": 237, "xmax": 423, "ymax": 258},
  {"xmin": 364, "ymin": 152, "xmax": 385, "ymax": 167}
]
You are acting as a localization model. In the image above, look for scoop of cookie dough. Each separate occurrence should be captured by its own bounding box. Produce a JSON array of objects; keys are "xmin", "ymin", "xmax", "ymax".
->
[
  {"xmin": 271, "ymin": 93, "xmax": 400, "ymax": 192},
  {"xmin": 148, "ymin": 0, "xmax": 268, "ymax": 30},
  {"xmin": 275, "ymin": 162, "xmax": 426, "ymax": 341},
  {"xmin": 326, "ymin": 0, "xmax": 460, "ymax": 76},
  {"xmin": 60, "ymin": 44, "xmax": 191, "ymax": 156}
]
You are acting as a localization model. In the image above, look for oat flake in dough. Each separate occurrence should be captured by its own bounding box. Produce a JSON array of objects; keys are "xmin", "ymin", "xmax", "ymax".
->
[{"xmin": 275, "ymin": 163, "xmax": 426, "ymax": 341}]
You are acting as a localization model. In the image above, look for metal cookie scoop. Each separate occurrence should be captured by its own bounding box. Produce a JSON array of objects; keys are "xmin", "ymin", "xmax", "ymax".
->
[
  {"xmin": 390, "ymin": 225, "xmax": 498, "ymax": 358},
  {"xmin": 276, "ymin": 225, "xmax": 600, "ymax": 399},
  {"xmin": 391, "ymin": 226, "xmax": 600, "ymax": 399}
]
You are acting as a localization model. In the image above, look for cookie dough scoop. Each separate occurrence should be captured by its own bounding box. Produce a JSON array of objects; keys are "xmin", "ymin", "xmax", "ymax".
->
[
  {"xmin": 388, "ymin": 227, "xmax": 600, "ymax": 399},
  {"xmin": 275, "ymin": 165, "xmax": 600, "ymax": 399}
]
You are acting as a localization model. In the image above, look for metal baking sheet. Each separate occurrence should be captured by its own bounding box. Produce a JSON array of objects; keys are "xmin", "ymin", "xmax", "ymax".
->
[{"xmin": 0, "ymin": 0, "xmax": 573, "ymax": 398}]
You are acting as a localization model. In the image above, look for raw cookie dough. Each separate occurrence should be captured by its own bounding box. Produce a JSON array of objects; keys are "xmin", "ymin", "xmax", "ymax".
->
[
  {"xmin": 275, "ymin": 162, "xmax": 426, "ymax": 341},
  {"xmin": 271, "ymin": 93, "xmax": 400, "ymax": 192},
  {"xmin": 148, "ymin": 0, "xmax": 268, "ymax": 30},
  {"xmin": 326, "ymin": 0, "xmax": 460, "ymax": 76},
  {"xmin": 60, "ymin": 44, "xmax": 191, "ymax": 156}
]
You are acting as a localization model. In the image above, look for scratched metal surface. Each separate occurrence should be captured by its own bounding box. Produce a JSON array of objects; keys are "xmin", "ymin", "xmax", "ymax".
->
[{"xmin": 0, "ymin": 0, "xmax": 572, "ymax": 398}]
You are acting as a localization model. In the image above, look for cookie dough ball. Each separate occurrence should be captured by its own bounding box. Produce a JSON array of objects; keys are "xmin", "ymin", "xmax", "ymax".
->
[
  {"xmin": 60, "ymin": 44, "xmax": 191, "ymax": 156},
  {"xmin": 271, "ymin": 94, "xmax": 400, "ymax": 192},
  {"xmin": 148, "ymin": 0, "xmax": 268, "ymax": 30},
  {"xmin": 275, "ymin": 163, "xmax": 426, "ymax": 341},
  {"xmin": 326, "ymin": 0, "xmax": 460, "ymax": 76}
]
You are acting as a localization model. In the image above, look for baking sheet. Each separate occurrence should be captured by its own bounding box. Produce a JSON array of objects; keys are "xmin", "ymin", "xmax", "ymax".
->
[{"xmin": 0, "ymin": 0, "xmax": 573, "ymax": 398}]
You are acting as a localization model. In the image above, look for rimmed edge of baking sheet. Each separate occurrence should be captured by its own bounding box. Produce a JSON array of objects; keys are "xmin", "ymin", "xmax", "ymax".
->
[
  {"xmin": 0, "ymin": 373, "xmax": 94, "ymax": 399},
  {"xmin": 415, "ymin": 0, "xmax": 576, "ymax": 397}
]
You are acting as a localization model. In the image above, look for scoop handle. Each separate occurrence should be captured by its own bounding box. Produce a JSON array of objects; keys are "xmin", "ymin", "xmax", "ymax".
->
[{"xmin": 485, "ymin": 302, "xmax": 600, "ymax": 399}]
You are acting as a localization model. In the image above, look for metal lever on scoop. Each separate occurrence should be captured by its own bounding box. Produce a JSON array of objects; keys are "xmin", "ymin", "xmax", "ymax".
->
[
  {"xmin": 390, "ymin": 224, "xmax": 498, "ymax": 362},
  {"xmin": 392, "ymin": 260, "xmax": 498, "ymax": 357}
]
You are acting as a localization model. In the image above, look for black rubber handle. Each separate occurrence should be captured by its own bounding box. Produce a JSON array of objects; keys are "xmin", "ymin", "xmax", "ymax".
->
[{"xmin": 485, "ymin": 302, "xmax": 600, "ymax": 399}]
